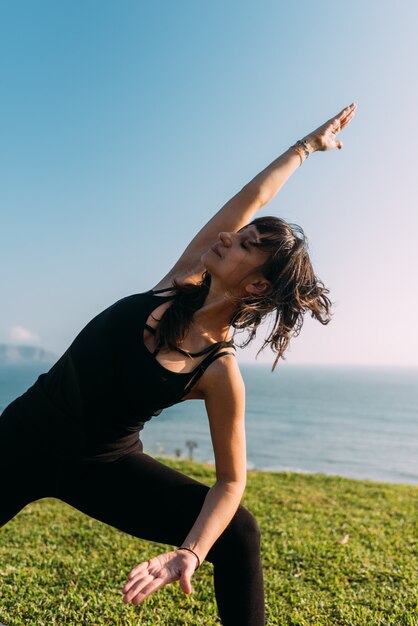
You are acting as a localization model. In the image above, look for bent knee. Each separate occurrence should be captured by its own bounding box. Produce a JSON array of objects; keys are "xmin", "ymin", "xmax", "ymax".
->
[
  {"xmin": 206, "ymin": 505, "xmax": 261, "ymax": 564},
  {"xmin": 229, "ymin": 504, "xmax": 261, "ymax": 541}
]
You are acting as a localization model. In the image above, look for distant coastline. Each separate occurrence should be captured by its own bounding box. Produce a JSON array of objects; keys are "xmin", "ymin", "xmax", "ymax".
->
[{"xmin": 0, "ymin": 343, "xmax": 57, "ymax": 364}]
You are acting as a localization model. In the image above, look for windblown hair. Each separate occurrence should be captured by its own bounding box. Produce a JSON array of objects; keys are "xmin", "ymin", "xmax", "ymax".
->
[{"xmin": 153, "ymin": 216, "xmax": 333, "ymax": 371}]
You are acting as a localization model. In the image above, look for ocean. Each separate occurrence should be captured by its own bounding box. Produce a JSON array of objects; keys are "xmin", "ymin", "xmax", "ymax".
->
[{"xmin": 1, "ymin": 362, "xmax": 417, "ymax": 486}]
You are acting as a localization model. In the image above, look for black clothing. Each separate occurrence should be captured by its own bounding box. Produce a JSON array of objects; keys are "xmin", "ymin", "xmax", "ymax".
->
[
  {"xmin": 0, "ymin": 289, "xmax": 265, "ymax": 625},
  {"xmin": 32, "ymin": 287, "xmax": 236, "ymax": 462}
]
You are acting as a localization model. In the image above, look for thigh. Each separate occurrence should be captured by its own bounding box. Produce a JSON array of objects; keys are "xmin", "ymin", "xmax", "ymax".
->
[
  {"xmin": 0, "ymin": 396, "xmax": 53, "ymax": 526},
  {"xmin": 56, "ymin": 449, "xmax": 211, "ymax": 548}
]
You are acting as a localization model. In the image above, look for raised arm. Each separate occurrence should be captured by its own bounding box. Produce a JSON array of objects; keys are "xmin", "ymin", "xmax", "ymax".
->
[
  {"xmin": 156, "ymin": 103, "xmax": 357, "ymax": 286},
  {"xmin": 249, "ymin": 102, "xmax": 357, "ymax": 204}
]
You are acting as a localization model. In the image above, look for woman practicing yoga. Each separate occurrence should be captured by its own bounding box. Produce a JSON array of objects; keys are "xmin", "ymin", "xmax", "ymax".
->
[{"xmin": 0, "ymin": 103, "xmax": 357, "ymax": 625}]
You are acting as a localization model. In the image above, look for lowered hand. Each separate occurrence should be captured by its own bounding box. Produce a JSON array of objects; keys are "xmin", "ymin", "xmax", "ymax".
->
[{"xmin": 121, "ymin": 549, "xmax": 198, "ymax": 605}]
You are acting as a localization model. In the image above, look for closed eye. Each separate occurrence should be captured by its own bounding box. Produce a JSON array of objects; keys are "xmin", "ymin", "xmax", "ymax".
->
[{"xmin": 241, "ymin": 240, "xmax": 257, "ymax": 250}]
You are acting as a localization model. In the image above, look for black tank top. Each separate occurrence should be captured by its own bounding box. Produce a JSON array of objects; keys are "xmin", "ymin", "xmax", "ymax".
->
[{"xmin": 31, "ymin": 288, "xmax": 235, "ymax": 460}]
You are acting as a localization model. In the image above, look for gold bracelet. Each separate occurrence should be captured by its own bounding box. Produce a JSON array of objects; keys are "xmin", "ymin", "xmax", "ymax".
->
[{"xmin": 292, "ymin": 145, "xmax": 305, "ymax": 166}]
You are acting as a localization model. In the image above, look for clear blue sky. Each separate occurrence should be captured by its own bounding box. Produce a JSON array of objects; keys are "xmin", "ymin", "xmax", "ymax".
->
[{"xmin": 1, "ymin": 0, "xmax": 417, "ymax": 366}]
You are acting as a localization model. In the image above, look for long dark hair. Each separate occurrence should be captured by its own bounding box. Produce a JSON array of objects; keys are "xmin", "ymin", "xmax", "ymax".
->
[{"xmin": 153, "ymin": 216, "xmax": 333, "ymax": 370}]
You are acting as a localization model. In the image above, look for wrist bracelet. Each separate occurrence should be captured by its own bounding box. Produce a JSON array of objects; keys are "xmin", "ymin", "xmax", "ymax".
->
[
  {"xmin": 292, "ymin": 139, "xmax": 311, "ymax": 166},
  {"xmin": 178, "ymin": 547, "xmax": 201, "ymax": 569}
]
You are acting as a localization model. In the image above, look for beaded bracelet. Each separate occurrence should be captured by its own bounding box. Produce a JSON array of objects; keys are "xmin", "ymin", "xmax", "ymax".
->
[{"xmin": 178, "ymin": 547, "xmax": 201, "ymax": 569}]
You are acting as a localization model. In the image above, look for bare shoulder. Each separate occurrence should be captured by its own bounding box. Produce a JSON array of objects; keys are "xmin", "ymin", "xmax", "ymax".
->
[{"xmin": 199, "ymin": 351, "xmax": 245, "ymax": 400}]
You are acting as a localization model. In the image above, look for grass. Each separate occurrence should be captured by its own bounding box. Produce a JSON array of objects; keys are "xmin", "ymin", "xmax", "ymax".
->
[{"xmin": 0, "ymin": 457, "xmax": 417, "ymax": 625}]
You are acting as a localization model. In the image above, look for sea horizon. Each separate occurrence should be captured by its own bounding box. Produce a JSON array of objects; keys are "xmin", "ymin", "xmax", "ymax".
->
[{"xmin": 1, "ymin": 362, "xmax": 417, "ymax": 486}]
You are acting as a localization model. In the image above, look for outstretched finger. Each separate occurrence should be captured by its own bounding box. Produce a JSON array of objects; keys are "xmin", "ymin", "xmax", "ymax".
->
[
  {"xmin": 331, "ymin": 106, "xmax": 357, "ymax": 135},
  {"xmin": 339, "ymin": 110, "xmax": 356, "ymax": 130},
  {"xmin": 128, "ymin": 576, "xmax": 167, "ymax": 606},
  {"xmin": 122, "ymin": 570, "xmax": 153, "ymax": 595},
  {"xmin": 338, "ymin": 103, "xmax": 357, "ymax": 122},
  {"xmin": 330, "ymin": 104, "xmax": 355, "ymax": 127},
  {"xmin": 340, "ymin": 117, "xmax": 353, "ymax": 130},
  {"xmin": 123, "ymin": 573, "xmax": 156, "ymax": 603},
  {"xmin": 127, "ymin": 560, "xmax": 150, "ymax": 580}
]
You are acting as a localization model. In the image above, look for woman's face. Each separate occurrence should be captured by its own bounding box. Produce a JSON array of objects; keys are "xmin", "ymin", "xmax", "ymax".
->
[{"xmin": 201, "ymin": 225, "xmax": 271, "ymax": 295}]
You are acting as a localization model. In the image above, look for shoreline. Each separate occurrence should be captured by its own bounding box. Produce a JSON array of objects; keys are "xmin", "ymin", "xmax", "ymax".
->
[{"xmin": 151, "ymin": 453, "xmax": 418, "ymax": 488}]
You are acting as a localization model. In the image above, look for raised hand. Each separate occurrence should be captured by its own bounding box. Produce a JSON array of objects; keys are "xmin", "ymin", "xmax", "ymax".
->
[
  {"xmin": 121, "ymin": 549, "xmax": 199, "ymax": 606},
  {"xmin": 304, "ymin": 102, "xmax": 358, "ymax": 152}
]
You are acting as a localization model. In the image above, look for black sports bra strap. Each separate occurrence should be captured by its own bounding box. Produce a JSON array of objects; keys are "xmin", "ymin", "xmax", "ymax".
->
[
  {"xmin": 176, "ymin": 339, "xmax": 235, "ymax": 358},
  {"xmin": 180, "ymin": 347, "xmax": 236, "ymax": 397}
]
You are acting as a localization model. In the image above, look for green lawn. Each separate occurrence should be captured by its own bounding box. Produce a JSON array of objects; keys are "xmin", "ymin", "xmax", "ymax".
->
[{"xmin": 0, "ymin": 457, "xmax": 417, "ymax": 625}]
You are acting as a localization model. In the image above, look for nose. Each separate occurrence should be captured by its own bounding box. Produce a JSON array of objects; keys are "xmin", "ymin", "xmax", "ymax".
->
[{"xmin": 218, "ymin": 231, "xmax": 233, "ymax": 246}]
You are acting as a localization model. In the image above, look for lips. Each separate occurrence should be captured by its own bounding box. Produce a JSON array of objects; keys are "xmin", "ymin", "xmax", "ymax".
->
[{"xmin": 211, "ymin": 244, "xmax": 222, "ymax": 257}]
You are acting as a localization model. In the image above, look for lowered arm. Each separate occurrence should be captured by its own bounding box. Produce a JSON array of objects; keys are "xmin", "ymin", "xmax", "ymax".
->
[{"xmin": 178, "ymin": 356, "xmax": 247, "ymax": 565}]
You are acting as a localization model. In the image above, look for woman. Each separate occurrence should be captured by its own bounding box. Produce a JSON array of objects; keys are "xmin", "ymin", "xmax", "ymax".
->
[{"xmin": 0, "ymin": 103, "xmax": 357, "ymax": 625}]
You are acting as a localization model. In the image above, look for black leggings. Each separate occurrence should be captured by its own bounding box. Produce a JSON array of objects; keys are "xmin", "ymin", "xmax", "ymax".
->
[{"xmin": 0, "ymin": 393, "xmax": 265, "ymax": 625}]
